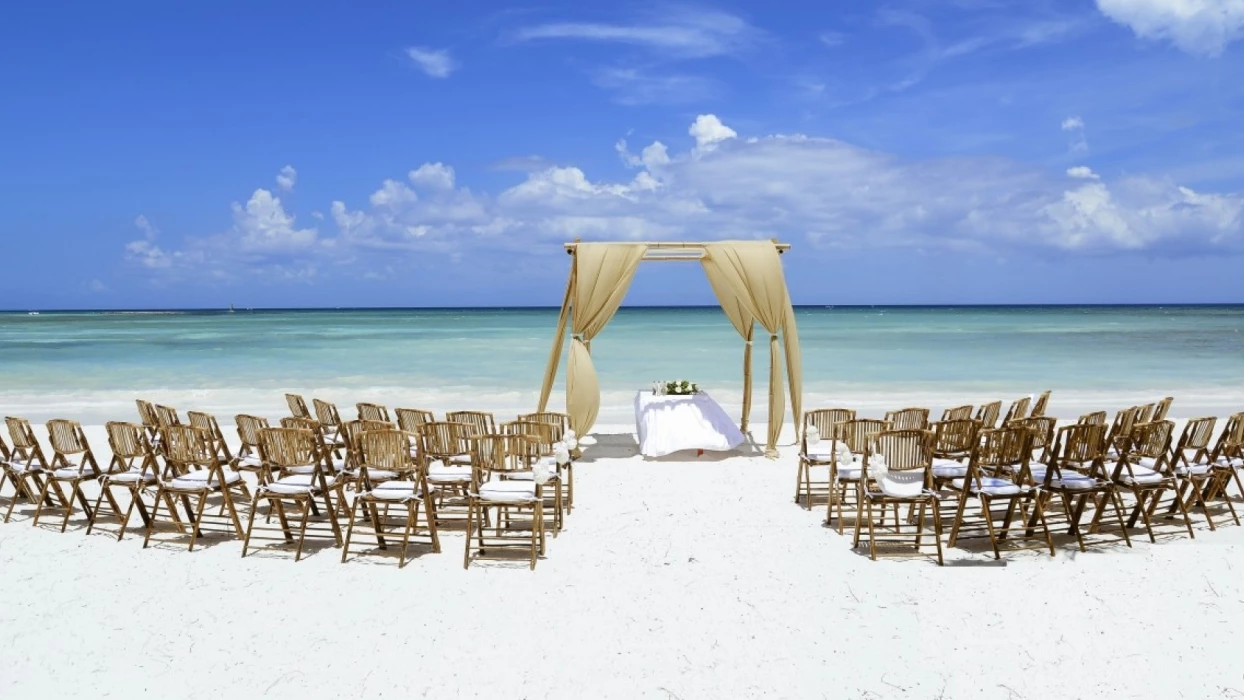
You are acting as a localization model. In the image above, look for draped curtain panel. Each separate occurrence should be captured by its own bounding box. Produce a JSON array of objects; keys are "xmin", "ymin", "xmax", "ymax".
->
[
  {"xmin": 702, "ymin": 241, "xmax": 796, "ymax": 458},
  {"xmin": 564, "ymin": 243, "xmax": 648, "ymax": 435},
  {"xmin": 701, "ymin": 259, "xmax": 756, "ymax": 433}
]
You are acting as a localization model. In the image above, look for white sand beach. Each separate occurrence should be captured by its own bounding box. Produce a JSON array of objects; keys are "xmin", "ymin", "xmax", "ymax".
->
[{"xmin": 4, "ymin": 418, "xmax": 1244, "ymax": 699}]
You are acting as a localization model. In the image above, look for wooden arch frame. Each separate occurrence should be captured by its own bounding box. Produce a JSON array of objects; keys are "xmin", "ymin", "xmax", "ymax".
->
[{"xmin": 536, "ymin": 240, "xmax": 802, "ymax": 458}]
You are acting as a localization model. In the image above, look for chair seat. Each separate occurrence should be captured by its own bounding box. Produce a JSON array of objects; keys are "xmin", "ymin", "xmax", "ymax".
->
[
  {"xmin": 5, "ymin": 459, "xmax": 45, "ymax": 474},
  {"xmin": 932, "ymin": 458, "xmax": 967, "ymax": 478},
  {"xmin": 1216, "ymin": 456, "xmax": 1244, "ymax": 469},
  {"xmin": 951, "ymin": 476, "xmax": 1021, "ymax": 496},
  {"xmin": 354, "ymin": 468, "xmax": 398, "ymax": 481},
  {"xmin": 427, "ymin": 463, "xmax": 473, "ymax": 482},
  {"xmin": 1175, "ymin": 462, "xmax": 1213, "ymax": 477},
  {"xmin": 1049, "ymin": 473, "xmax": 1098, "ymax": 490},
  {"xmin": 52, "ymin": 464, "xmax": 97, "ymax": 480},
  {"xmin": 235, "ymin": 454, "xmax": 263, "ymax": 468},
  {"xmin": 1109, "ymin": 463, "xmax": 1163, "ymax": 486},
  {"xmin": 264, "ymin": 474, "xmax": 337, "ymax": 495},
  {"xmin": 874, "ymin": 472, "xmax": 930, "ymax": 499},
  {"xmin": 366, "ymin": 480, "xmax": 424, "ymax": 501},
  {"xmin": 107, "ymin": 469, "xmax": 156, "ymax": 484},
  {"xmin": 834, "ymin": 464, "xmax": 864, "ymax": 481},
  {"xmin": 169, "ymin": 469, "xmax": 243, "ymax": 490},
  {"xmin": 287, "ymin": 459, "xmax": 345, "ymax": 475},
  {"xmin": 478, "ymin": 481, "xmax": 539, "ymax": 504}
]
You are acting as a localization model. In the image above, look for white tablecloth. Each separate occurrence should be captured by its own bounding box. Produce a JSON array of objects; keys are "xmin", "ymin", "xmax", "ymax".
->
[{"xmin": 634, "ymin": 391, "xmax": 746, "ymax": 458}]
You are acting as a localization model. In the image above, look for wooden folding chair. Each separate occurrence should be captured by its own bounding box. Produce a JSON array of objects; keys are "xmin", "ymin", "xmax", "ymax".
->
[
  {"xmin": 464, "ymin": 433, "xmax": 545, "ymax": 570},
  {"xmin": 1153, "ymin": 397, "xmax": 1174, "ymax": 421},
  {"xmin": 1078, "ymin": 410, "xmax": 1107, "ymax": 426},
  {"xmin": 947, "ymin": 426, "xmax": 1054, "ymax": 558},
  {"xmin": 87, "ymin": 421, "xmax": 172, "ymax": 540},
  {"xmin": 1030, "ymin": 391, "xmax": 1052, "ymax": 418},
  {"xmin": 1002, "ymin": 396, "xmax": 1032, "ymax": 426},
  {"xmin": 341, "ymin": 428, "xmax": 440, "ymax": 567},
  {"xmin": 447, "ymin": 410, "xmax": 497, "ymax": 438},
  {"xmin": 154, "ymin": 404, "xmax": 182, "ymax": 430},
  {"xmin": 501, "ymin": 420, "xmax": 563, "ymax": 532},
  {"xmin": 853, "ymin": 429, "xmax": 944, "ymax": 565},
  {"xmin": 2, "ymin": 416, "xmax": 52, "ymax": 522},
  {"xmin": 1168, "ymin": 417, "xmax": 1239, "ymax": 530},
  {"xmin": 356, "ymin": 402, "xmax": 392, "ymax": 423},
  {"xmin": 518, "ymin": 410, "xmax": 574, "ymax": 510},
  {"xmin": 1107, "ymin": 420, "xmax": 1195, "ymax": 542},
  {"xmin": 143, "ymin": 425, "xmax": 249, "ymax": 551},
  {"xmin": 1029, "ymin": 423, "xmax": 1132, "ymax": 552},
  {"xmin": 232, "ymin": 414, "xmax": 270, "ymax": 480},
  {"xmin": 189, "ymin": 410, "xmax": 233, "ymax": 463},
  {"xmin": 929, "ymin": 418, "xmax": 981, "ymax": 490},
  {"xmin": 242, "ymin": 427, "xmax": 344, "ymax": 561},
  {"xmin": 975, "ymin": 401, "xmax": 1002, "ymax": 430},
  {"xmin": 884, "ymin": 407, "xmax": 929, "ymax": 431},
  {"xmin": 796, "ymin": 408, "xmax": 855, "ymax": 509},
  {"xmin": 940, "ymin": 405, "xmax": 973, "ymax": 421},
  {"xmin": 286, "ymin": 393, "xmax": 312, "ymax": 420},
  {"xmin": 136, "ymin": 399, "xmax": 162, "ymax": 442},
  {"xmin": 314, "ymin": 398, "xmax": 347, "ymax": 458},
  {"xmin": 1211, "ymin": 412, "xmax": 1244, "ymax": 498},
  {"xmin": 32, "ymin": 419, "xmax": 103, "ymax": 531},
  {"xmin": 825, "ymin": 418, "xmax": 886, "ymax": 534},
  {"xmin": 1006, "ymin": 416, "xmax": 1057, "ymax": 472}
]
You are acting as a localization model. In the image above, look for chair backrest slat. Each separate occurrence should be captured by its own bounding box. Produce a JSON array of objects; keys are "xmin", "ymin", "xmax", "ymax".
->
[
  {"xmin": 357, "ymin": 402, "xmax": 392, "ymax": 423},
  {"xmin": 975, "ymin": 401, "xmax": 1002, "ymax": 429},
  {"xmin": 395, "ymin": 407, "xmax": 435, "ymax": 434},
  {"xmin": 286, "ymin": 393, "xmax": 311, "ymax": 419}
]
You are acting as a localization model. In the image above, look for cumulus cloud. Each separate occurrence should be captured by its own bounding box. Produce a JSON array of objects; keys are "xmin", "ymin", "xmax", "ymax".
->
[
  {"xmin": 405, "ymin": 47, "xmax": 457, "ymax": 78},
  {"xmin": 276, "ymin": 165, "xmax": 297, "ymax": 192},
  {"xmin": 127, "ymin": 113, "xmax": 1244, "ymax": 280},
  {"xmin": 1061, "ymin": 116, "xmax": 1085, "ymax": 131},
  {"xmin": 134, "ymin": 214, "xmax": 159, "ymax": 240},
  {"xmin": 1096, "ymin": 0, "xmax": 1244, "ymax": 56},
  {"xmin": 689, "ymin": 114, "xmax": 737, "ymax": 149},
  {"xmin": 1061, "ymin": 116, "xmax": 1088, "ymax": 154}
]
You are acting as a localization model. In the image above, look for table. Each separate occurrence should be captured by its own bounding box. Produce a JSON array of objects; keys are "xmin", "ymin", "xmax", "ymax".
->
[{"xmin": 634, "ymin": 390, "xmax": 746, "ymax": 458}]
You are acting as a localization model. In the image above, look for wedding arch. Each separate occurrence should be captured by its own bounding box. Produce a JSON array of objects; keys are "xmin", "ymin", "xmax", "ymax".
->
[{"xmin": 536, "ymin": 240, "xmax": 802, "ymax": 458}]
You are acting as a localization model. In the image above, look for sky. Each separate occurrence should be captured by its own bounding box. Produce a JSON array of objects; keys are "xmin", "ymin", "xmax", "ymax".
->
[{"xmin": 2, "ymin": 0, "xmax": 1244, "ymax": 309}]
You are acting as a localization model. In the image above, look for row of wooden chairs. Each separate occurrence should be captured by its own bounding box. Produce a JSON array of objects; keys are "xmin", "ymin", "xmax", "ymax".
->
[
  {"xmin": 796, "ymin": 397, "xmax": 1238, "ymax": 564},
  {"xmin": 1, "ymin": 399, "xmax": 578, "ymax": 570}
]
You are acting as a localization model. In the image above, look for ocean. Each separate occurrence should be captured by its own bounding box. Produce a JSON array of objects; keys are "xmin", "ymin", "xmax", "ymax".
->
[{"xmin": 2, "ymin": 306, "xmax": 1243, "ymax": 426}]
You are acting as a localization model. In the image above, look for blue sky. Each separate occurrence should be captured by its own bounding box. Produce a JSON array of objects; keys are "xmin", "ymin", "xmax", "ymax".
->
[{"xmin": 3, "ymin": 0, "xmax": 1243, "ymax": 309}]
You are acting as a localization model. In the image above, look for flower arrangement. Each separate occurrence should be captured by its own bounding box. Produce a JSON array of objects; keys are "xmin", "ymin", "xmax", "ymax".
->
[{"xmin": 653, "ymin": 380, "xmax": 699, "ymax": 396}]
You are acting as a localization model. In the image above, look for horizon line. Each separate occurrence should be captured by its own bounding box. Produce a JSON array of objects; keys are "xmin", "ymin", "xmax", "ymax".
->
[{"xmin": 5, "ymin": 302, "xmax": 1244, "ymax": 313}]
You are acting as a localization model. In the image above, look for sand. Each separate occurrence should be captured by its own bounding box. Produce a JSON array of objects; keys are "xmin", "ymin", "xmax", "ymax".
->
[{"xmin": 3, "ymin": 421, "xmax": 1244, "ymax": 699}]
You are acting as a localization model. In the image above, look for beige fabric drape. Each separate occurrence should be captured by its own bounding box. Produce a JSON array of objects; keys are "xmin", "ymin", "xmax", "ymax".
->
[
  {"xmin": 701, "ymin": 259, "xmax": 756, "ymax": 432},
  {"xmin": 783, "ymin": 296, "xmax": 803, "ymax": 435},
  {"xmin": 702, "ymin": 242, "xmax": 793, "ymax": 458},
  {"xmin": 565, "ymin": 243, "xmax": 648, "ymax": 434}
]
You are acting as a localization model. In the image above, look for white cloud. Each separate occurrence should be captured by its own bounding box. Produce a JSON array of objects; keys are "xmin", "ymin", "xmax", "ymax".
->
[
  {"xmin": 592, "ymin": 67, "xmax": 716, "ymax": 105},
  {"xmin": 276, "ymin": 165, "xmax": 297, "ymax": 192},
  {"xmin": 818, "ymin": 31, "xmax": 846, "ymax": 47},
  {"xmin": 1061, "ymin": 116, "xmax": 1088, "ymax": 154},
  {"xmin": 409, "ymin": 162, "xmax": 455, "ymax": 190},
  {"xmin": 134, "ymin": 214, "xmax": 159, "ymax": 240},
  {"xmin": 1061, "ymin": 116, "xmax": 1085, "ymax": 131},
  {"xmin": 405, "ymin": 47, "xmax": 457, "ymax": 78},
  {"xmin": 1096, "ymin": 0, "xmax": 1244, "ymax": 56},
  {"xmin": 513, "ymin": 10, "xmax": 757, "ymax": 58},
  {"xmin": 689, "ymin": 114, "xmax": 737, "ymax": 149},
  {"xmin": 127, "ymin": 116, "xmax": 1244, "ymax": 280}
]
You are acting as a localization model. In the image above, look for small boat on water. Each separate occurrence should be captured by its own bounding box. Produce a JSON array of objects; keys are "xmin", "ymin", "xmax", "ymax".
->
[
  {"xmin": 27, "ymin": 311, "xmax": 39, "ymax": 316},
  {"xmin": 228, "ymin": 303, "xmax": 235, "ymax": 314}
]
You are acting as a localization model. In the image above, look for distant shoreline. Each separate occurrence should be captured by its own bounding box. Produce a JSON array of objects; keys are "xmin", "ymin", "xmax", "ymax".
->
[{"xmin": 5, "ymin": 303, "xmax": 1244, "ymax": 314}]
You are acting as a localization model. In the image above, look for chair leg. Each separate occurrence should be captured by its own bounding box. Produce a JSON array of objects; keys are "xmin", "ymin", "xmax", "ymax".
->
[
  {"xmin": 188, "ymin": 494, "xmax": 209, "ymax": 551},
  {"xmin": 422, "ymin": 490, "xmax": 441, "ymax": 554},
  {"xmin": 948, "ymin": 490, "xmax": 969, "ymax": 547},
  {"xmin": 866, "ymin": 497, "xmax": 877, "ymax": 560},
  {"xmin": 294, "ymin": 499, "xmax": 312, "ymax": 562},
  {"xmin": 86, "ymin": 483, "xmax": 108, "ymax": 536},
  {"xmin": 931, "ymin": 497, "xmax": 945, "ymax": 566},
  {"xmin": 341, "ymin": 496, "xmax": 361, "ymax": 563},
  {"xmin": 30, "ymin": 477, "xmax": 54, "ymax": 527},
  {"xmin": 398, "ymin": 502, "xmax": 415, "ymax": 568},
  {"xmin": 143, "ymin": 487, "xmax": 165, "ymax": 549},
  {"xmin": 463, "ymin": 499, "xmax": 474, "ymax": 569},
  {"xmin": 241, "ymin": 492, "xmax": 262, "ymax": 558}
]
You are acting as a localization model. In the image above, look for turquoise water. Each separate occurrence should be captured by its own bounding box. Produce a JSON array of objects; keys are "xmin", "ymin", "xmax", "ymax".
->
[{"xmin": 2, "ymin": 306, "xmax": 1243, "ymax": 424}]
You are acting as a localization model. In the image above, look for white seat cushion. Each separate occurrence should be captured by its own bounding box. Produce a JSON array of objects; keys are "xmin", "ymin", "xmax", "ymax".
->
[
  {"xmin": 264, "ymin": 474, "xmax": 336, "ymax": 495},
  {"xmin": 52, "ymin": 464, "xmax": 96, "ymax": 480},
  {"xmin": 834, "ymin": 465, "xmax": 863, "ymax": 481},
  {"xmin": 478, "ymin": 481, "xmax": 538, "ymax": 504},
  {"xmin": 932, "ymin": 458, "xmax": 968, "ymax": 479},
  {"xmin": 877, "ymin": 471, "xmax": 927, "ymax": 499},
  {"xmin": 427, "ymin": 463, "xmax": 473, "ymax": 482},
  {"xmin": 1216, "ymin": 456, "xmax": 1244, "ymax": 469},
  {"xmin": 5, "ymin": 459, "xmax": 45, "ymax": 473},
  {"xmin": 1050, "ymin": 473, "xmax": 1097, "ymax": 490},
  {"xmin": 1175, "ymin": 462, "xmax": 1212, "ymax": 477},
  {"xmin": 1118, "ymin": 465, "xmax": 1163, "ymax": 485},
  {"xmin": 108, "ymin": 469, "xmax": 156, "ymax": 484},
  {"xmin": 951, "ymin": 476, "xmax": 1021, "ymax": 496},
  {"xmin": 368, "ymin": 480, "xmax": 423, "ymax": 501},
  {"xmin": 169, "ymin": 469, "xmax": 243, "ymax": 490},
  {"xmin": 1136, "ymin": 457, "xmax": 1162, "ymax": 469},
  {"xmin": 235, "ymin": 455, "xmax": 263, "ymax": 468}
]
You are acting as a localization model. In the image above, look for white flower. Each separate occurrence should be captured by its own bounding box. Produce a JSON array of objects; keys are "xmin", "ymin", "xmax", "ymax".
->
[{"xmin": 553, "ymin": 441, "xmax": 571, "ymax": 465}]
